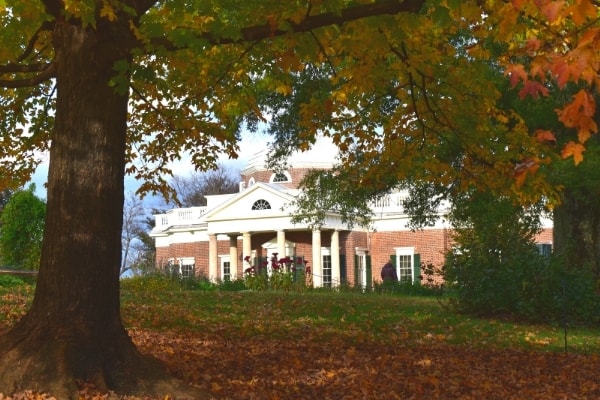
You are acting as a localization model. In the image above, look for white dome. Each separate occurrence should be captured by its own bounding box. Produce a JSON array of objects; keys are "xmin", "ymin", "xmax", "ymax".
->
[{"xmin": 242, "ymin": 135, "xmax": 339, "ymax": 174}]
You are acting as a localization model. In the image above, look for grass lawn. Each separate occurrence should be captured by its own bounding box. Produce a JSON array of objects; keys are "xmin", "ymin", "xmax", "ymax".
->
[{"xmin": 1, "ymin": 282, "xmax": 600, "ymax": 399}]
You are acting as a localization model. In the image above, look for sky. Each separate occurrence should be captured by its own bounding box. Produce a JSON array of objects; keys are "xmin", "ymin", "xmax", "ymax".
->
[{"xmin": 28, "ymin": 130, "xmax": 272, "ymax": 207}]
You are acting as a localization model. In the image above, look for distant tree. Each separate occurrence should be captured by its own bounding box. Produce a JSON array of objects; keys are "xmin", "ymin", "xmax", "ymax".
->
[
  {"xmin": 0, "ymin": 189, "xmax": 14, "ymax": 212},
  {"xmin": 131, "ymin": 212, "xmax": 160, "ymax": 275},
  {"xmin": 121, "ymin": 192, "xmax": 151, "ymax": 276},
  {"xmin": 169, "ymin": 163, "xmax": 240, "ymax": 207},
  {"xmin": 0, "ymin": 184, "xmax": 45, "ymax": 270}
]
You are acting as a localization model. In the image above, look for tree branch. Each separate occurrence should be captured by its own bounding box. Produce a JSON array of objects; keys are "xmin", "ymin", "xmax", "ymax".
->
[
  {"xmin": 17, "ymin": 21, "xmax": 55, "ymax": 63},
  {"xmin": 152, "ymin": 0, "xmax": 425, "ymax": 49},
  {"xmin": 0, "ymin": 62, "xmax": 52, "ymax": 74},
  {"xmin": 0, "ymin": 63, "xmax": 56, "ymax": 88}
]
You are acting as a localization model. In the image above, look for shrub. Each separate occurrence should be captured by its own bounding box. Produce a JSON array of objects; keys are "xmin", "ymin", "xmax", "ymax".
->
[
  {"xmin": 243, "ymin": 254, "xmax": 306, "ymax": 292},
  {"xmin": 445, "ymin": 248, "xmax": 600, "ymax": 326},
  {"xmin": 0, "ymin": 274, "xmax": 27, "ymax": 288},
  {"xmin": 218, "ymin": 278, "xmax": 247, "ymax": 291}
]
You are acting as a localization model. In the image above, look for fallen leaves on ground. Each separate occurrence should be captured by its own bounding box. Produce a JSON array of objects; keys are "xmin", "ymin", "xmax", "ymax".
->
[
  {"xmin": 131, "ymin": 328, "xmax": 599, "ymax": 400},
  {"xmin": 1, "ymin": 290, "xmax": 599, "ymax": 399}
]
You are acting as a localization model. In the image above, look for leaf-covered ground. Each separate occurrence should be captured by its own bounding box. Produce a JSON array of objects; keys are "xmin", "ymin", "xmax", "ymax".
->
[{"xmin": 1, "ymin": 287, "xmax": 600, "ymax": 399}]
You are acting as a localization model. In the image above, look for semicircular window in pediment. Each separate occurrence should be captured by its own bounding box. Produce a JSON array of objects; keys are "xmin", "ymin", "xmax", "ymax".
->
[{"xmin": 251, "ymin": 199, "xmax": 271, "ymax": 210}]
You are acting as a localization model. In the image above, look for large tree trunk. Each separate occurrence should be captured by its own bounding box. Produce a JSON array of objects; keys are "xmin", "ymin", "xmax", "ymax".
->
[
  {"xmin": 0, "ymin": 15, "xmax": 207, "ymax": 400},
  {"xmin": 553, "ymin": 187, "xmax": 600, "ymax": 279}
]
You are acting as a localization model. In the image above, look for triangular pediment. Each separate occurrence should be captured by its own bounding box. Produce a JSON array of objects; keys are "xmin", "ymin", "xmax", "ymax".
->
[{"xmin": 203, "ymin": 182, "xmax": 296, "ymax": 223}]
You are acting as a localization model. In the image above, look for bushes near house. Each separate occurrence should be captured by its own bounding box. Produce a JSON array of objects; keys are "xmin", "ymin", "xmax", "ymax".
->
[{"xmin": 444, "ymin": 249, "xmax": 600, "ymax": 326}]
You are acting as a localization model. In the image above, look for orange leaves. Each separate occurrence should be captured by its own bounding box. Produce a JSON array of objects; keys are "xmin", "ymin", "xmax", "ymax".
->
[
  {"xmin": 567, "ymin": 0, "xmax": 598, "ymax": 25},
  {"xmin": 504, "ymin": 64, "xmax": 548, "ymax": 99},
  {"xmin": 519, "ymin": 80, "xmax": 550, "ymax": 99},
  {"xmin": 501, "ymin": 0, "xmax": 600, "ymax": 166},
  {"xmin": 505, "ymin": 64, "xmax": 528, "ymax": 88},
  {"xmin": 557, "ymin": 89, "xmax": 597, "ymax": 144},
  {"xmin": 561, "ymin": 141, "xmax": 586, "ymax": 165},
  {"xmin": 514, "ymin": 157, "xmax": 541, "ymax": 187}
]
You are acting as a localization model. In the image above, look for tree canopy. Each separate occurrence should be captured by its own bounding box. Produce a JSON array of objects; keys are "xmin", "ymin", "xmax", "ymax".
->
[
  {"xmin": 0, "ymin": 0, "xmax": 598, "ymax": 397},
  {"xmin": 1, "ymin": 1, "xmax": 596, "ymax": 199}
]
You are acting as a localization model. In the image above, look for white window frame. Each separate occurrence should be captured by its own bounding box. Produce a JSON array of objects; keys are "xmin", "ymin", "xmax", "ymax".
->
[
  {"xmin": 220, "ymin": 255, "xmax": 231, "ymax": 281},
  {"xmin": 394, "ymin": 247, "xmax": 415, "ymax": 283},
  {"xmin": 355, "ymin": 247, "xmax": 368, "ymax": 289},
  {"xmin": 169, "ymin": 257, "xmax": 195, "ymax": 278},
  {"xmin": 321, "ymin": 248, "xmax": 332, "ymax": 288}
]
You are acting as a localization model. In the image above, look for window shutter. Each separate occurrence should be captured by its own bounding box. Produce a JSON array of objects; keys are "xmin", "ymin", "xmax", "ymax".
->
[
  {"xmin": 339, "ymin": 254, "xmax": 347, "ymax": 284},
  {"xmin": 413, "ymin": 253, "xmax": 421, "ymax": 284},
  {"xmin": 366, "ymin": 255, "xmax": 372, "ymax": 289}
]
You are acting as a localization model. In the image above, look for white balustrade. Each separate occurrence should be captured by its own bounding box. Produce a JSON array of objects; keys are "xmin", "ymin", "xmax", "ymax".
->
[{"xmin": 154, "ymin": 207, "xmax": 207, "ymax": 229}]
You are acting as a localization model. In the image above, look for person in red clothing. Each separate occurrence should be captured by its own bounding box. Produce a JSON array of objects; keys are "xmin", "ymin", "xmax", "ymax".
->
[{"xmin": 381, "ymin": 262, "xmax": 398, "ymax": 283}]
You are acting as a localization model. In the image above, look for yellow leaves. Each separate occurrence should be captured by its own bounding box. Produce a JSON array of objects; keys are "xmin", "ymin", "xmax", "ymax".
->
[
  {"xmin": 524, "ymin": 331, "xmax": 553, "ymax": 346},
  {"xmin": 275, "ymin": 84, "xmax": 292, "ymax": 96},
  {"xmin": 100, "ymin": 0, "xmax": 117, "ymax": 22}
]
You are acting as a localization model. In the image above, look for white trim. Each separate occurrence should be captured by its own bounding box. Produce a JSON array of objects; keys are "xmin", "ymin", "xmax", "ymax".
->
[
  {"xmin": 219, "ymin": 255, "xmax": 231, "ymax": 281},
  {"xmin": 393, "ymin": 247, "xmax": 416, "ymax": 283}
]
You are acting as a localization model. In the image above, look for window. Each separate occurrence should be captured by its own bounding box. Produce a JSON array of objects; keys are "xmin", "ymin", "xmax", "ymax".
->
[
  {"xmin": 393, "ymin": 247, "xmax": 419, "ymax": 284},
  {"xmin": 270, "ymin": 172, "xmax": 291, "ymax": 183},
  {"xmin": 181, "ymin": 263, "xmax": 195, "ymax": 278},
  {"xmin": 220, "ymin": 256, "xmax": 231, "ymax": 281},
  {"xmin": 169, "ymin": 257, "xmax": 195, "ymax": 278},
  {"xmin": 536, "ymin": 243, "xmax": 552, "ymax": 257},
  {"xmin": 398, "ymin": 255, "xmax": 412, "ymax": 282},
  {"xmin": 222, "ymin": 261, "xmax": 231, "ymax": 281},
  {"xmin": 356, "ymin": 253, "xmax": 365, "ymax": 287},
  {"xmin": 322, "ymin": 255, "xmax": 332, "ymax": 288},
  {"xmin": 251, "ymin": 199, "xmax": 271, "ymax": 210},
  {"xmin": 354, "ymin": 248, "xmax": 371, "ymax": 289}
]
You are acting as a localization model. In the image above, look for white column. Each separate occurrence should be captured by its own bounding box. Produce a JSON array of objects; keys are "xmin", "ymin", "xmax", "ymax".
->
[
  {"xmin": 312, "ymin": 229, "xmax": 322, "ymax": 287},
  {"xmin": 229, "ymin": 234, "xmax": 238, "ymax": 280},
  {"xmin": 242, "ymin": 232, "xmax": 252, "ymax": 270},
  {"xmin": 208, "ymin": 234, "xmax": 218, "ymax": 282},
  {"xmin": 277, "ymin": 230, "xmax": 286, "ymax": 260},
  {"xmin": 331, "ymin": 229, "xmax": 340, "ymax": 287}
]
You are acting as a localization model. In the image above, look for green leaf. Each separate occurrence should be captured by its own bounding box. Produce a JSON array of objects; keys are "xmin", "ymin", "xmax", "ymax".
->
[{"xmin": 431, "ymin": 5, "xmax": 452, "ymax": 27}]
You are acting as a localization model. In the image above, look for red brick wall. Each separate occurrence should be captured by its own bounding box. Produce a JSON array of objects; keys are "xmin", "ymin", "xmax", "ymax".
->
[
  {"xmin": 241, "ymin": 168, "xmax": 325, "ymax": 190},
  {"xmin": 156, "ymin": 226, "xmax": 552, "ymax": 285}
]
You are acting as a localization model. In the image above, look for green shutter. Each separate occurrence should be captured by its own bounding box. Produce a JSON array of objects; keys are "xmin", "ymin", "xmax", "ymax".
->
[
  {"xmin": 413, "ymin": 253, "xmax": 421, "ymax": 284},
  {"xmin": 339, "ymin": 254, "xmax": 347, "ymax": 284},
  {"xmin": 366, "ymin": 255, "xmax": 372, "ymax": 289}
]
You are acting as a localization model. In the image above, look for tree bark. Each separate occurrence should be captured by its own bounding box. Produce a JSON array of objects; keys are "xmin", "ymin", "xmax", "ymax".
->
[
  {"xmin": 553, "ymin": 187, "xmax": 600, "ymax": 278},
  {"xmin": 0, "ymin": 16, "xmax": 207, "ymax": 400}
]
